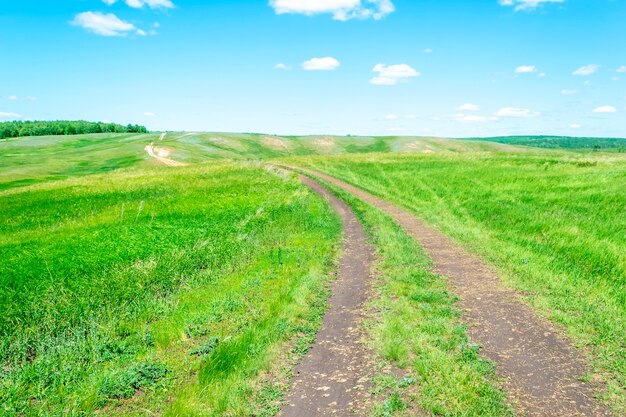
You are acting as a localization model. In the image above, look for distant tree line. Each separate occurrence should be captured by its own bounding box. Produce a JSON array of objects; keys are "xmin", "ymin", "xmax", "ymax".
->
[
  {"xmin": 466, "ymin": 135, "xmax": 626, "ymax": 150},
  {"xmin": 0, "ymin": 120, "xmax": 148, "ymax": 140}
]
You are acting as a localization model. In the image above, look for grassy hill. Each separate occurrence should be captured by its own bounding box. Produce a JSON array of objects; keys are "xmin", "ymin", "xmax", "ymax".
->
[
  {"xmin": 0, "ymin": 132, "xmax": 540, "ymax": 191},
  {"xmin": 1, "ymin": 131, "xmax": 625, "ymax": 415}
]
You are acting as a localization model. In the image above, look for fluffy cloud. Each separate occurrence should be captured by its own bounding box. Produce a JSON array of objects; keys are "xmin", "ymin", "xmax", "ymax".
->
[
  {"xmin": 370, "ymin": 64, "xmax": 420, "ymax": 85},
  {"xmin": 457, "ymin": 103, "xmax": 480, "ymax": 111},
  {"xmin": 617, "ymin": 66, "xmax": 626, "ymax": 73},
  {"xmin": 515, "ymin": 65, "xmax": 537, "ymax": 74},
  {"xmin": 144, "ymin": 112, "xmax": 156, "ymax": 116},
  {"xmin": 495, "ymin": 107, "xmax": 540, "ymax": 117},
  {"xmin": 499, "ymin": 0, "xmax": 565, "ymax": 12},
  {"xmin": 561, "ymin": 89, "xmax": 578, "ymax": 95},
  {"xmin": 573, "ymin": 64, "xmax": 599, "ymax": 76},
  {"xmin": 270, "ymin": 0, "xmax": 394, "ymax": 21},
  {"xmin": 8, "ymin": 96, "xmax": 17, "ymax": 100},
  {"xmin": 72, "ymin": 12, "xmax": 142, "ymax": 36},
  {"xmin": 301, "ymin": 57, "xmax": 341, "ymax": 71},
  {"xmin": 385, "ymin": 114, "xmax": 399, "ymax": 120},
  {"xmin": 274, "ymin": 63, "xmax": 292, "ymax": 70},
  {"xmin": 0, "ymin": 112, "xmax": 21, "ymax": 119},
  {"xmin": 593, "ymin": 105, "xmax": 617, "ymax": 113},
  {"xmin": 103, "ymin": 0, "xmax": 174, "ymax": 9}
]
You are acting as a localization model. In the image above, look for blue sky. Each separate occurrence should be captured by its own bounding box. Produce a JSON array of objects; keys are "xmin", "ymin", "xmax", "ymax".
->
[{"xmin": 1, "ymin": 0, "xmax": 625, "ymax": 137}]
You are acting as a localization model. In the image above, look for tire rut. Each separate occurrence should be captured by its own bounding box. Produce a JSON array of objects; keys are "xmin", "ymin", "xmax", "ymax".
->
[
  {"xmin": 289, "ymin": 166, "xmax": 611, "ymax": 417},
  {"xmin": 280, "ymin": 175, "xmax": 375, "ymax": 417}
]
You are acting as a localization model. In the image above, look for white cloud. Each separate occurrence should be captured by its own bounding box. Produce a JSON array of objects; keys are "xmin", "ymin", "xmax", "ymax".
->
[
  {"xmin": 0, "ymin": 112, "xmax": 21, "ymax": 119},
  {"xmin": 495, "ymin": 107, "xmax": 540, "ymax": 117},
  {"xmin": 593, "ymin": 105, "xmax": 617, "ymax": 113},
  {"xmin": 573, "ymin": 64, "xmax": 599, "ymax": 76},
  {"xmin": 72, "ymin": 12, "xmax": 142, "ymax": 36},
  {"xmin": 612, "ymin": 76, "xmax": 620, "ymax": 81},
  {"xmin": 424, "ymin": 48, "xmax": 434, "ymax": 54},
  {"xmin": 388, "ymin": 127, "xmax": 407, "ymax": 132},
  {"xmin": 618, "ymin": 66, "xmax": 626, "ymax": 73},
  {"xmin": 370, "ymin": 63, "xmax": 420, "ymax": 86},
  {"xmin": 8, "ymin": 96, "xmax": 17, "ymax": 100},
  {"xmin": 274, "ymin": 63, "xmax": 292, "ymax": 70},
  {"xmin": 144, "ymin": 112, "xmax": 156, "ymax": 116},
  {"xmin": 104, "ymin": 0, "xmax": 174, "ymax": 9},
  {"xmin": 270, "ymin": 0, "xmax": 394, "ymax": 21},
  {"xmin": 537, "ymin": 72, "xmax": 546, "ymax": 78},
  {"xmin": 570, "ymin": 124, "xmax": 582, "ymax": 129},
  {"xmin": 458, "ymin": 103, "xmax": 480, "ymax": 111},
  {"xmin": 385, "ymin": 114, "xmax": 399, "ymax": 120},
  {"xmin": 301, "ymin": 57, "xmax": 340, "ymax": 71},
  {"xmin": 561, "ymin": 89, "xmax": 578, "ymax": 95},
  {"xmin": 515, "ymin": 65, "xmax": 537, "ymax": 74},
  {"xmin": 499, "ymin": 0, "xmax": 565, "ymax": 12},
  {"xmin": 26, "ymin": 96, "xmax": 37, "ymax": 101},
  {"xmin": 405, "ymin": 114, "xmax": 416, "ymax": 119}
]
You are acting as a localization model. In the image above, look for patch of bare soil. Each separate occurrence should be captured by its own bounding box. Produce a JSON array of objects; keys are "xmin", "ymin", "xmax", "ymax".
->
[
  {"xmin": 144, "ymin": 143, "xmax": 187, "ymax": 167},
  {"xmin": 289, "ymin": 166, "xmax": 612, "ymax": 417},
  {"xmin": 279, "ymin": 175, "xmax": 375, "ymax": 417},
  {"xmin": 262, "ymin": 136, "xmax": 291, "ymax": 151}
]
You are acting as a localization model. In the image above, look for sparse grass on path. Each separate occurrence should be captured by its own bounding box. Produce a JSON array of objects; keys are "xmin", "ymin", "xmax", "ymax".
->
[
  {"xmin": 299, "ymin": 171, "xmax": 513, "ymax": 417},
  {"xmin": 290, "ymin": 152, "xmax": 626, "ymax": 414},
  {"xmin": 0, "ymin": 163, "xmax": 341, "ymax": 416}
]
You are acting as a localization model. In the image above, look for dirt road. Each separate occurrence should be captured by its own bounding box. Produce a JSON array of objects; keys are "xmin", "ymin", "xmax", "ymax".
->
[
  {"xmin": 144, "ymin": 143, "xmax": 186, "ymax": 167},
  {"xmin": 288, "ymin": 166, "xmax": 611, "ymax": 417},
  {"xmin": 280, "ymin": 174, "xmax": 375, "ymax": 417}
]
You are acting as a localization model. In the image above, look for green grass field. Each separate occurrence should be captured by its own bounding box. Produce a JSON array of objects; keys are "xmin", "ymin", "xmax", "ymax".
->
[
  {"xmin": 0, "ymin": 132, "xmax": 537, "ymax": 191},
  {"xmin": 1, "ymin": 131, "xmax": 625, "ymax": 415},
  {"xmin": 289, "ymin": 151, "xmax": 626, "ymax": 413},
  {"xmin": 1, "ymin": 162, "xmax": 341, "ymax": 415}
]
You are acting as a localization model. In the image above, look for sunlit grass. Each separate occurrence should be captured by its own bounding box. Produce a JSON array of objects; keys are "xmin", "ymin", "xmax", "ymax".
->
[
  {"xmin": 290, "ymin": 151, "xmax": 626, "ymax": 414},
  {"xmin": 0, "ymin": 163, "xmax": 340, "ymax": 415}
]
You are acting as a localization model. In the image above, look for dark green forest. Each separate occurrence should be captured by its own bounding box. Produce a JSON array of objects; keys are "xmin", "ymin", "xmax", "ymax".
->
[
  {"xmin": 0, "ymin": 121, "xmax": 148, "ymax": 140},
  {"xmin": 464, "ymin": 135, "xmax": 626, "ymax": 150}
]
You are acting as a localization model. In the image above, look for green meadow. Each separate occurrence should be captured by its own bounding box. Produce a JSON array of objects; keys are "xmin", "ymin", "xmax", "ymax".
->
[
  {"xmin": 290, "ymin": 151, "xmax": 626, "ymax": 413},
  {"xmin": 1, "ymin": 162, "xmax": 340, "ymax": 415},
  {"xmin": 1, "ymin": 131, "xmax": 625, "ymax": 415}
]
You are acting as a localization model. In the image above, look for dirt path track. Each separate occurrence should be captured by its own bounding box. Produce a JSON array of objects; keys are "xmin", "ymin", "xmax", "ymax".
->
[
  {"xmin": 288, "ymin": 166, "xmax": 611, "ymax": 417},
  {"xmin": 280, "ymin": 175, "xmax": 374, "ymax": 417},
  {"xmin": 144, "ymin": 143, "xmax": 186, "ymax": 167}
]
